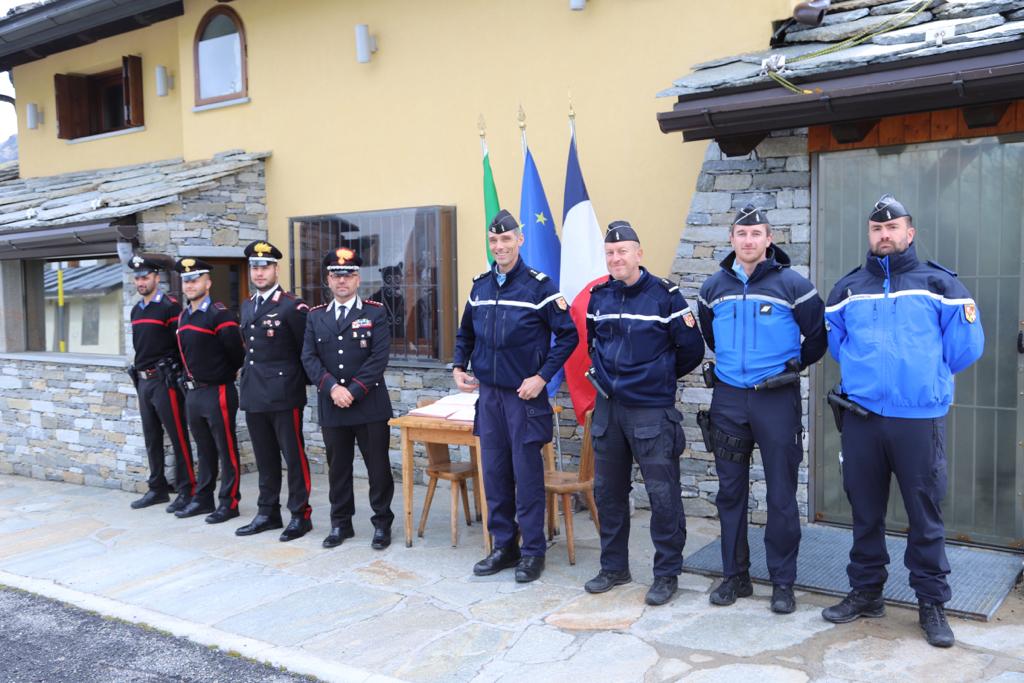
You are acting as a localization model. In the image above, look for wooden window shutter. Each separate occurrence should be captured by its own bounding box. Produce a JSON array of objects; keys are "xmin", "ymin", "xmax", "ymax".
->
[
  {"xmin": 53, "ymin": 73, "xmax": 88, "ymax": 139},
  {"xmin": 122, "ymin": 55, "xmax": 144, "ymax": 127}
]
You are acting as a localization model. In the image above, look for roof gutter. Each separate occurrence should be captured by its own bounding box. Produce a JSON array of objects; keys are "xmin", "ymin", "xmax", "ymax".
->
[{"xmin": 658, "ymin": 43, "xmax": 1024, "ymax": 142}]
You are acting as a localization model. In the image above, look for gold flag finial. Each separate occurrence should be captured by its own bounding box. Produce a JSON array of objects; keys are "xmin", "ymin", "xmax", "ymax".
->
[
  {"xmin": 517, "ymin": 104, "xmax": 527, "ymax": 131},
  {"xmin": 478, "ymin": 114, "xmax": 486, "ymax": 138}
]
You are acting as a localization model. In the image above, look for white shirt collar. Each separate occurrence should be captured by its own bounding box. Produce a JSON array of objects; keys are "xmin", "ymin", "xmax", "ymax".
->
[
  {"xmin": 252, "ymin": 283, "xmax": 280, "ymax": 302},
  {"xmin": 331, "ymin": 295, "xmax": 361, "ymax": 318}
]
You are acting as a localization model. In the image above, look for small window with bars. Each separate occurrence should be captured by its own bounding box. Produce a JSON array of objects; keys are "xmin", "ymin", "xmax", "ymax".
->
[{"xmin": 290, "ymin": 206, "xmax": 457, "ymax": 364}]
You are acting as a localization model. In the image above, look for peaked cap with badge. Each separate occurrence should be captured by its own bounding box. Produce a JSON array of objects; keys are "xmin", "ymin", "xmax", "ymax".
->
[
  {"xmin": 322, "ymin": 246, "xmax": 363, "ymax": 272},
  {"xmin": 174, "ymin": 257, "xmax": 213, "ymax": 281},
  {"xmin": 244, "ymin": 240, "xmax": 283, "ymax": 266}
]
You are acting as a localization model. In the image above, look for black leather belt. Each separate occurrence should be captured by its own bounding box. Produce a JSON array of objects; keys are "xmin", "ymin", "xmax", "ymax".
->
[{"xmin": 140, "ymin": 368, "xmax": 159, "ymax": 380}]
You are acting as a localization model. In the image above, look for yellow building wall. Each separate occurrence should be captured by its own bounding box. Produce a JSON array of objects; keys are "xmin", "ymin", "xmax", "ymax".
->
[
  {"xmin": 18, "ymin": 0, "xmax": 794, "ymax": 301},
  {"xmin": 15, "ymin": 20, "xmax": 184, "ymax": 176}
]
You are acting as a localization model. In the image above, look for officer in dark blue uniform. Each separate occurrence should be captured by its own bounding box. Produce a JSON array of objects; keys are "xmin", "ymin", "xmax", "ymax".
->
[
  {"xmin": 696, "ymin": 205, "xmax": 826, "ymax": 614},
  {"xmin": 172, "ymin": 257, "xmax": 247, "ymax": 523},
  {"xmin": 127, "ymin": 254, "xmax": 195, "ymax": 513},
  {"xmin": 453, "ymin": 209, "xmax": 578, "ymax": 583},
  {"xmin": 823, "ymin": 194, "xmax": 984, "ymax": 647},
  {"xmin": 236, "ymin": 241, "xmax": 314, "ymax": 542},
  {"xmin": 302, "ymin": 247, "xmax": 395, "ymax": 550},
  {"xmin": 582, "ymin": 222, "xmax": 705, "ymax": 606}
]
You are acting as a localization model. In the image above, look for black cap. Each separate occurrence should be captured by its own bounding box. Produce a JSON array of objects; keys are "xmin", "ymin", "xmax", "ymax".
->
[
  {"xmin": 488, "ymin": 209, "xmax": 521, "ymax": 234},
  {"xmin": 734, "ymin": 204, "xmax": 769, "ymax": 226},
  {"xmin": 244, "ymin": 240, "xmax": 282, "ymax": 265},
  {"xmin": 174, "ymin": 257, "xmax": 213, "ymax": 281},
  {"xmin": 605, "ymin": 220, "xmax": 640, "ymax": 244},
  {"xmin": 322, "ymin": 246, "xmax": 363, "ymax": 272},
  {"xmin": 128, "ymin": 254, "xmax": 163, "ymax": 276},
  {"xmin": 869, "ymin": 194, "xmax": 911, "ymax": 223}
]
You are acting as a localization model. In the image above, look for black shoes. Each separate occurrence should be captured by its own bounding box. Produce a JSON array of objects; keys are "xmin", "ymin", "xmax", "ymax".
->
[
  {"xmin": 235, "ymin": 512, "xmax": 284, "ymax": 537},
  {"xmin": 280, "ymin": 517, "xmax": 312, "ymax": 542},
  {"xmin": 822, "ymin": 589, "xmax": 886, "ymax": 623},
  {"xmin": 371, "ymin": 526, "xmax": 391, "ymax": 550},
  {"xmin": 919, "ymin": 601, "xmax": 955, "ymax": 648},
  {"xmin": 165, "ymin": 493, "xmax": 191, "ymax": 514},
  {"xmin": 473, "ymin": 545, "xmax": 522, "ymax": 576},
  {"xmin": 709, "ymin": 573, "xmax": 754, "ymax": 606},
  {"xmin": 584, "ymin": 569, "xmax": 633, "ymax": 594},
  {"xmin": 205, "ymin": 507, "xmax": 240, "ymax": 524},
  {"xmin": 174, "ymin": 499, "xmax": 215, "ymax": 518},
  {"xmin": 515, "ymin": 556, "xmax": 545, "ymax": 583},
  {"xmin": 322, "ymin": 527, "xmax": 355, "ymax": 548},
  {"xmin": 771, "ymin": 584, "xmax": 797, "ymax": 614},
  {"xmin": 130, "ymin": 490, "xmax": 169, "ymax": 510},
  {"xmin": 645, "ymin": 576, "xmax": 678, "ymax": 606}
]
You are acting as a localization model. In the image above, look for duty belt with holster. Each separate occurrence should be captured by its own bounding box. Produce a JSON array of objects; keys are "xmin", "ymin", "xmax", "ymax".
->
[
  {"xmin": 155, "ymin": 356, "xmax": 184, "ymax": 390},
  {"xmin": 585, "ymin": 366, "xmax": 610, "ymax": 400},
  {"xmin": 753, "ymin": 358, "xmax": 802, "ymax": 391},
  {"xmin": 826, "ymin": 383, "xmax": 870, "ymax": 432},
  {"xmin": 696, "ymin": 410, "xmax": 755, "ymax": 465}
]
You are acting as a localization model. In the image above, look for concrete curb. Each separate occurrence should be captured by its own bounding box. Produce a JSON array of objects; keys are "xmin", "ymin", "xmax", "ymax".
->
[{"xmin": 0, "ymin": 570, "xmax": 405, "ymax": 683}]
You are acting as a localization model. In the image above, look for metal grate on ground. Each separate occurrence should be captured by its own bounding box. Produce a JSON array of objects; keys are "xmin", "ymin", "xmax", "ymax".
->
[{"xmin": 682, "ymin": 524, "xmax": 1023, "ymax": 621}]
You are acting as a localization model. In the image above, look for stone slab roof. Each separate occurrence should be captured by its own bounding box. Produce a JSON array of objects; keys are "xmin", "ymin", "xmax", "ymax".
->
[
  {"xmin": 43, "ymin": 261, "xmax": 120, "ymax": 298},
  {"xmin": 660, "ymin": 0, "xmax": 1024, "ymax": 98},
  {"xmin": 0, "ymin": 150, "xmax": 269, "ymax": 234}
]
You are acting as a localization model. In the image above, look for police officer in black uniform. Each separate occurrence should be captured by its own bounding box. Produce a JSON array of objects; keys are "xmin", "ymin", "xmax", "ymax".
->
[
  {"xmin": 582, "ymin": 222, "xmax": 705, "ymax": 606},
  {"xmin": 173, "ymin": 257, "xmax": 247, "ymax": 523},
  {"xmin": 822, "ymin": 194, "xmax": 984, "ymax": 647},
  {"xmin": 696, "ymin": 205, "xmax": 826, "ymax": 614},
  {"xmin": 236, "ymin": 241, "xmax": 314, "ymax": 542},
  {"xmin": 127, "ymin": 254, "xmax": 196, "ymax": 513},
  {"xmin": 453, "ymin": 209, "xmax": 578, "ymax": 583},
  {"xmin": 301, "ymin": 247, "xmax": 395, "ymax": 550}
]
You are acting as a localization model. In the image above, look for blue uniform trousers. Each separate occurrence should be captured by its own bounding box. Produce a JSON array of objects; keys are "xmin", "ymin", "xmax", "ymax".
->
[
  {"xmin": 840, "ymin": 412, "xmax": 951, "ymax": 604},
  {"xmin": 710, "ymin": 382, "xmax": 802, "ymax": 585},
  {"xmin": 476, "ymin": 383, "xmax": 551, "ymax": 557},
  {"xmin": 592, "ymin": 396, "xmax": 687, "ymax": 577}
]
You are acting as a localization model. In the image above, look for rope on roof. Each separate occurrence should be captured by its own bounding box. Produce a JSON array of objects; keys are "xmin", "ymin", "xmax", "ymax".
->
[{"xmin": 761, "ymin": 0, "xmax": 934, "ymax": 95}]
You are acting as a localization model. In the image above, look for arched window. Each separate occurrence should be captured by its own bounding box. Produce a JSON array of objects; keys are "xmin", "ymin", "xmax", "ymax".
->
[{"xmin": 194, "ymin": 6, "xmax": 247, "ymax": 106}]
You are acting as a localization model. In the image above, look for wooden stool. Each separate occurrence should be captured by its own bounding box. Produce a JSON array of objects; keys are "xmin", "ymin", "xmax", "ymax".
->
[
  {"xmin": 415, "ymin": 397, "xmax": 481, "ymax": 547},
  {"xmin": 545, "ymin": 409, "xmax": 599, "ymax": 565}
]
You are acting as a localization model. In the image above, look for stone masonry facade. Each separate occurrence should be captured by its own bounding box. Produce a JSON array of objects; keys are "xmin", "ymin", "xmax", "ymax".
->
[{"xmin": 670, "ymin": 128, "xmax": 813, "ymax": 523}]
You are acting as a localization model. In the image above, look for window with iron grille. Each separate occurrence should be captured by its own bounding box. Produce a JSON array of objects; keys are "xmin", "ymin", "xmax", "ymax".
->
[{"xmin": 290, "ymin": 206, "xmax": 457, "ymax": 365}]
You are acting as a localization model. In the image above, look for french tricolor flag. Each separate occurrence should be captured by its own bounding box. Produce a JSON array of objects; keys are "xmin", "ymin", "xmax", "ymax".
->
[{"xmin": 560, "ymin": 131, "xmax": 607, "ymax": 424}]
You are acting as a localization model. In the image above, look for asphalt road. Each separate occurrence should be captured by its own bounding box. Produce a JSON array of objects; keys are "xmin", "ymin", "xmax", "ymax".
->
[{"xmin": 0, "ymin": 587, "xmax": 315, "ymax": 683}]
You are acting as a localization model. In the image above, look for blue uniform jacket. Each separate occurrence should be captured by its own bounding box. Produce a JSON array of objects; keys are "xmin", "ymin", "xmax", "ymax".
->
[
  {"xmin": 825, "ymin": 243, "xmax": 984, "ymax": 419},
  {"xmin": 587, "ymin": 268, "xmax": 705, "ymax": 407},
  {"xmin": 453, "ymin": 257, "xmax": 578, "ymax": 390},
  {"xmin": 697, "ymin": 246, "xmax": 826, "ymax": 388}
]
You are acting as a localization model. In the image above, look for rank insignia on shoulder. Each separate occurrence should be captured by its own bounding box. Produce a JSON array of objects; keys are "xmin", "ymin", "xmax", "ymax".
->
[
  {"xmin": 660, "ymin": 277, "xmax": 679, "ymax": 293},
  {"xmin": 473, "ymin": 271, "xmax": 489, "ymax": 282},
  {"xmin": 363, "ymin": 299, "xmax": 383, "ymax": 307},
  {"xmin": 555, "ymin": 296, "xmax": 568, "ymax": 311},
  {"xmin": 529, "ymin": 268, "xmax": 549, "ymax": 282},
  {"xmin": 964, "ymin": 303, "xmax": 976, "ymax": 323},
  {"xmin": 683, "ymin": 311, "xmax": 697, "ymax": 328}
]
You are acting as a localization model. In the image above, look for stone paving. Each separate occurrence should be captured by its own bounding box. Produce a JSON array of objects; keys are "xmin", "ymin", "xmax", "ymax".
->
[{"xmin": 0, "ymin": 472, "xmax": 1022, "ymax": 683}]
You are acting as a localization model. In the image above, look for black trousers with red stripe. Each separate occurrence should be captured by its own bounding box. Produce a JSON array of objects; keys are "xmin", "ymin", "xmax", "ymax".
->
[
  {"xmin": 185, "ymin": 383, "xmax": 241, "ymax": 510},
  {"xmin": 245, "ymin": 408, "xmax": 312, "ymax": 520},
  {"xmin": 136, "ymin": 376, "xmax": 195, "ymax": 496}
]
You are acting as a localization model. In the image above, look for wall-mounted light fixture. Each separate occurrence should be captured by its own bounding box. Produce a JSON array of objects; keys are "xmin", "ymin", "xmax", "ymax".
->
[
  {"xmin": 355, "ymin": 24, "xmax": 377, "ymax": 63},
  {"xmin": 570, "ymin": 0, "xmax": 587, "ymax": 10},
  {"xmin": 155, "ymin": 65, "xmax": 174, "ymax": 97},
  {"xmin": 26, "ymin": 102, "xmax": 42, "ymax": 129}
]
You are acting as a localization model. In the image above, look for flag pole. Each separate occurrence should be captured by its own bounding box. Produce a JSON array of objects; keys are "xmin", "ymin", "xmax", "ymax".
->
[
  {"xmin": 478, "ymin": 113, "xmax": 487, "ymax": 156},
  {"xmin": 517, "ymin": 103, "xmax": 528, "ymax": 158},
  {"xmin": 568, "ymin": 91, "xmax": 577, "ymax": 142}
]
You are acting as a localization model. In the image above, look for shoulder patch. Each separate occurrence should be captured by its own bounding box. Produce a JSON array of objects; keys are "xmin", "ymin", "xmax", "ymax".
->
[
  {"xmin": 528, "ymin": 268, "xmax": 549, "ymax": 282},
  {"xmin": 473, "ymin": 270, "xmax": 490, "ymax": 282},
  {"xmin": 926, "ymin": 259, "xmax": 958, "ymax": 277},
  {"xmin": 363, "ymin": 299, "xmax": 383, "ymax": 307},
  {"xmin": 658, "ymin": 277, "xmax": 680, "ymax": 294}
]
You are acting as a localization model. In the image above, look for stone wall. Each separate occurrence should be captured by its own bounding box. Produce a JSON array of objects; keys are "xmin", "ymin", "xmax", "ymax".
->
[{"xmin": 669, "ymin": 128, "xmax": 812, "ymax": 523}]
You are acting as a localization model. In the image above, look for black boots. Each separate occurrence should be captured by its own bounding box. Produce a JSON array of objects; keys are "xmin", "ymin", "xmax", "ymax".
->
[
  {"xmin": 822, "ymin": 589, "xmax": 885, "ymax": 623},
  {"xmin": 709, "ymin": 573, "xmax": 753, "ymax": 606}
]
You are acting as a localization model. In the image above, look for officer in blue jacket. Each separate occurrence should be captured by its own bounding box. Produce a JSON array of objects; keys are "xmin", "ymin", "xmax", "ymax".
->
[
  {"xmin": 823, "ymin": 194, "xmax": 984, "ymax": 648},
  {"xmin": 452, "ymin": 209, "xmax": 578, "ymax": 583},
  {"xmin": 582, "ymin": 222, "xmax": 705, "ymax": 607},
  {"xmin": 697, "ymin": 204, "xmax": 827, "ymax": 614}
]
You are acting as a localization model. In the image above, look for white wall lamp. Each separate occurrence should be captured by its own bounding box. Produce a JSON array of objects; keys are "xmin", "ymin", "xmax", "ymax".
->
[
  {"xmin": 155, "ymin": 65, "xmax": 174, "ymax": 97},
  {"xmin": 355, "ymin": 24, "xmax": 378, "ymax": 63},
  {"xmin": 570, "ymin": 0, "xmax": 587, "ymax": 10},
  {"xmin": 26, "ymin": 102, "xmax": 42, "ymax": 129}
]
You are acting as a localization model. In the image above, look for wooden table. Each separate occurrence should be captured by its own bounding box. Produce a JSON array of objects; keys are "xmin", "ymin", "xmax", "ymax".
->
[{"xmin": 388, "ymin": 414, "xmax": 491, "ymax": 552}]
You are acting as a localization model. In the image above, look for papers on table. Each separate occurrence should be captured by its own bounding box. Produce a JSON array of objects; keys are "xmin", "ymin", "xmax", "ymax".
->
[{"xmin": 407, "ymin": 393, "xmax": 478, "ymax": 422}]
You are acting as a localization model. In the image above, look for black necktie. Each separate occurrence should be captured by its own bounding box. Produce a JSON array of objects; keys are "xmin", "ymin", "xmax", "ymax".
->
[{"xmin": 255, "ymin": 295, "xmax": 264, "ymax": 313}]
